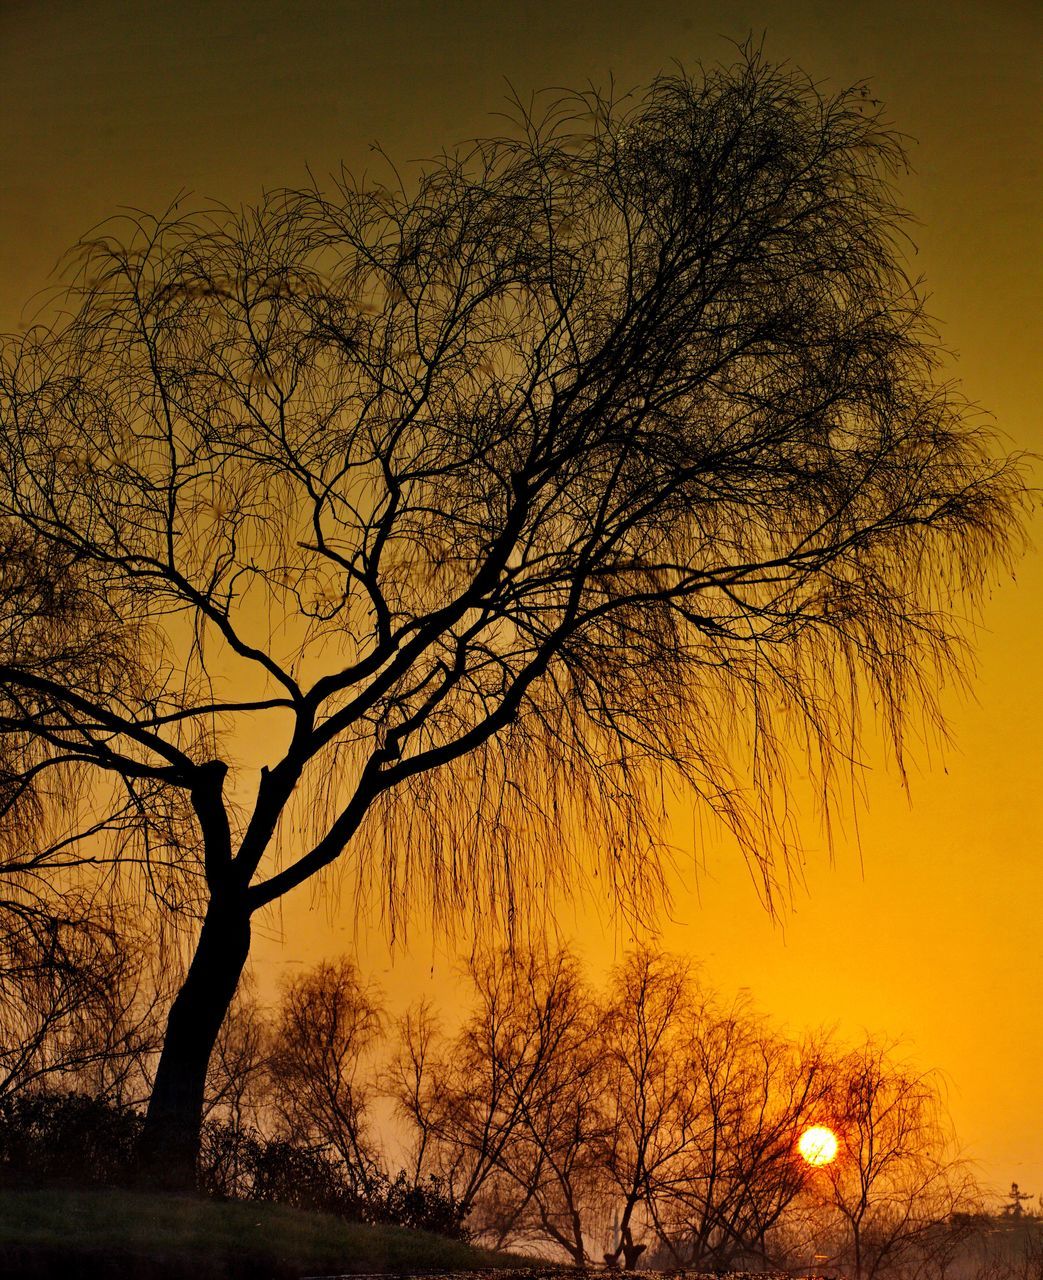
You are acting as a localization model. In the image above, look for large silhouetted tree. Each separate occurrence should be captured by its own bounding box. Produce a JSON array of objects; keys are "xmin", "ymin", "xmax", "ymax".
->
[{"xmin": 0, "ymin": 51, "xmax": 1025, "ymax": 1185}]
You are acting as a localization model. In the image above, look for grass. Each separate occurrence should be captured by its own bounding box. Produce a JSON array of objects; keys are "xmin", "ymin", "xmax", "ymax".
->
[{"xmin": 0, "ymin": 1185, "xmax": 532, "ymax": 1279}]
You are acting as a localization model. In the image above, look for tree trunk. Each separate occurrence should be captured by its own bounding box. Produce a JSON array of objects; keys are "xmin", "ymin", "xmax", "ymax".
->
[{"xmin": 136, "ymin": 896, "xmax": 251, "ymax": 1189}]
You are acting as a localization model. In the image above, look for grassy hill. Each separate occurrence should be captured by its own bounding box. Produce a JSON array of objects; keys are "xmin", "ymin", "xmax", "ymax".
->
[{"xmin": 0, "ymin": 1186, "xmax": 532, "ymax": 1279}]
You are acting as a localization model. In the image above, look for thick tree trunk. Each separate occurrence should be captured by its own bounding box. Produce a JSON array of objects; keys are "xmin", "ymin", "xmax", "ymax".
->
[{"xmin": 136, "ymin": 896, "xmax": 251, "ymax": 1189}]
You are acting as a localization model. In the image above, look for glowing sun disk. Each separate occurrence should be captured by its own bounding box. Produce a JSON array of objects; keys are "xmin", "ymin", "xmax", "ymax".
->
[{"xmin": 798, "ymin": 1125, "xmax": 839, "ymax": 1166}]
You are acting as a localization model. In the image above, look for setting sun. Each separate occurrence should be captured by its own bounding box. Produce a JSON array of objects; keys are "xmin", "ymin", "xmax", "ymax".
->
[{"xmin": 798, "ymin": 1125, "xmax": 839, "ymax": 1166}]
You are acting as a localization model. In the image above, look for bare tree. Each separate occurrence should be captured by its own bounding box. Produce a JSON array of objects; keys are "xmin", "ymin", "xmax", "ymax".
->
[
  {"xmin": 504, "ymin": 953, "xmax": 607, "ymax": 1264},
  {"xmin": 268, "ymin": 957, "xmax": 383, "ymax": 1193},
  {"xmin": 391, "ymin": 992, "xmax": 508, "ymax": 1228},
  {"xmin": 801, "ymin": 1041, "xmax": 975, "ymax": 1280},
  {"xmin": 396, "ymin": 948, "xmax": 983, "ymax": 1273},
  {"xmin": 203, "ymin": 985, "xmax": 270, "ymax": 1133},
  {"xmin": 596, "ymin": 948, "xmax": 705, "ymax": 1267},
  {"xmin": 392, "ymin": 950, "xmax": 557, "ymax": 1239},
  {"xmin": 0, "ymin": 49, "xmax": 1025, "ymax": 1185},
  {"xmin": 710, "ymin": 1028, "xmax": 835, "ymax": 1266},
  {"xmin": 197, "ymin": 985, "xmax": 272, "ymax": 1199},
  {"xmin": 652, "ymin": 1003, "xmax": 833, "ymax": 1269},
  {"xmin": 392, "ymin": 947, "xmax": 605, "ymax": 1258},
  {"xmin": 389, "ymin": 999, "xmax": 442, "ymax": 1187}
]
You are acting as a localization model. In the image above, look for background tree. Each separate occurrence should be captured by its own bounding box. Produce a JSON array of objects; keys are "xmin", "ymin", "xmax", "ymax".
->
[
  {"xmin": 394, "ymin": 946, "xmax": 902, "ymax": 1270},
  {"xmin": 197, "ymin": 985, "xmax": 272, "ymax": 1197},
  {"xmin": 392, "ymin": 947, "xmax": 604, "ymax": 1259},
  {"xmin": 0, "ymin": 50, "xmax": 1025, "ymax": 1186},
  {"xmin": 501, "ymin": 953, "xmax": 607, "ymax": 1264},
  {"xmin": 596, "ymin": 949, "xmax": 703, "ymax": 1267},
  {"xmin": 393, "ymin": 950, "xmax": 556, "ymax": 1241},
  {"xmin": 652, "ymin": 1003, "xmax": 832, "ymax": 1269},
  {"xmin": 268, "ymin": 958, "xmax": 383, "ymax": 1195},
  {"xmin": 800, "ymin": 1041, "xmax": 975, "ymax": 1280},
  {"xmin": 203, "ymin": 987, "xmax": 271, "ymax": 1136}
]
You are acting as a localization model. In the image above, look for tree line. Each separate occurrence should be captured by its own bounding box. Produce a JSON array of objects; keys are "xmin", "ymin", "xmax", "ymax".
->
[{"xmin": 0, "ymin": 932, "xmax": 979, "ymax": 1279}]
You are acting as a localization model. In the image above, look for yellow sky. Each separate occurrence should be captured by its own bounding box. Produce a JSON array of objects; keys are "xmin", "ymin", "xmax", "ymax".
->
[{"xmin": 1, "ymin": 0, "xmax": 1040, "ymax": 1199}]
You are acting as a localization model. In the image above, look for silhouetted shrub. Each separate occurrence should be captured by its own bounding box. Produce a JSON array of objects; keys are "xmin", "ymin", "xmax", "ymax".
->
[
  {"xmin": 249, "ymin": 1137, "xmax": 364, "ymax": 1218},
  {"xmin": 197, "ymin": 1120, "xmax": 261, "ymax": 1201},
  {"xmin": 0, "ymin": 1089, "xmax": 468, "ymax": 1242},
  {"xmin": 0, "ymin": 1091, "xmax": 142, "ymax": 1186},
  {"xmin": 368, "ymin": 1169, "xmax": 469, "ymax": 1239}
]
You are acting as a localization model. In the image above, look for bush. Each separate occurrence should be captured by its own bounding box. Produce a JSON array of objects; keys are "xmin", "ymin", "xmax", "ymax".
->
[
  {"xmin": 197, "ymin": 1121, "xmax": 466, "ymax": 1236},
  {"xmin": 0, "ymin": 1091, "xmax": 467, "ymax": 1241},
  {"xmin": 368, "ymin": 1170, "xmax": 468, "ymax": 1239},
  {"xmin": 197, "ymin": 1120, "xmax": 260, "ymax": 1201},
  {"xmin": 249, "ymin": 1137, "xmax": 364, "ymax": 1218},
  {"xmin": 0, "ymin": 1091, "xmax": 142, "ymax": 1187}
]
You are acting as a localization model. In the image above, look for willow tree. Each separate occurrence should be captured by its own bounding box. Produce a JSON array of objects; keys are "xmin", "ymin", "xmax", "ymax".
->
[
  {"xmin": 0, "ymin": 51, "xmax": 1024, "ymax": 1184},
  {"xmin": 0, "ymin": 525, "xmax": 174, "ymax": 1103}
]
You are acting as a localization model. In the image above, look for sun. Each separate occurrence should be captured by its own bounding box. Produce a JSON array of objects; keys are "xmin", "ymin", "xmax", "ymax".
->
[{"xmin": 798, "ymin": 1125, "xmax": 839, "ymax": 1166}]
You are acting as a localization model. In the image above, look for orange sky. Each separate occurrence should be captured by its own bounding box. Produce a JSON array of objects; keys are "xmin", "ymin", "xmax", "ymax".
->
[{"xmin": 1, "ymin": 0, "xmax": 1040, "ymax": 1200}]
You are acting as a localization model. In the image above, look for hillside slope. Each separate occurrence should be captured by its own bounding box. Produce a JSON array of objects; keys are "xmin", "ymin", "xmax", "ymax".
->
[{"xmin": 0, "ymin": 1186, "xmax": 531, "ymax": 1279}]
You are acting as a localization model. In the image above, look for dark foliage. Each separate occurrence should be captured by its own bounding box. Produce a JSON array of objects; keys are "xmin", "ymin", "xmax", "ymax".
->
[
  {"xmin": 249, "ymin": 1135, "xmax": 362, "ymax": 1217},
  {"xmin": 200, "ymin": 1120, "xmax": 468, "ymax": 1236},
  {"xmin": 371, "ymin": 1169, "xmax": 469, "ymax": 1239},
  {"xmin": 0, "ymin": 1091, "xmax": 466, "ymax": 1237},
  {"xmin": 195, "ymin": 1117, "xmax": 259, "ymax": 1201},
  {"xmin": 0, "ymin": 1091, "xmax": 142, "ymax": 1187}
]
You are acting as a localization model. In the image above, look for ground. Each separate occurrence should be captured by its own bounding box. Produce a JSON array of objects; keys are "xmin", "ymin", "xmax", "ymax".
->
[{"xmin": 0, "ymin": 1185, "xmax": 532, "ymax": 1279}]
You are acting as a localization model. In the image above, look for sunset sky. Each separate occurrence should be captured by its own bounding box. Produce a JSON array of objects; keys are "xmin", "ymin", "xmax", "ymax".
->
[{"xmin": 2, "ymin": 0, "xmax": 1040, "ymax": 1200}]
